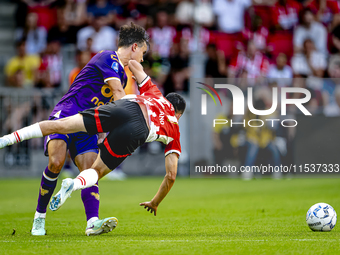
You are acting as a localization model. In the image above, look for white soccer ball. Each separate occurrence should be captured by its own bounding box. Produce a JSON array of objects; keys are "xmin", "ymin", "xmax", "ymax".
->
[{"xmin": 306, "ymin": 203, "xmax": 337, "ymax": 231}]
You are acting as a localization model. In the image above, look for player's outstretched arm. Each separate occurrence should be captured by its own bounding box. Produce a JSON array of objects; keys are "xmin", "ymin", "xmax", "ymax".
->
[
  {"xmin": 0, "ymin": 114, "xmax": 87, "ymax": 149},
  {"xmin": 140, "ymin": 153, "xmax": 178, "ymax": 216},
  {"xmin": 128, "ymin": 60, "xmax": 148, "ymax": 84}
]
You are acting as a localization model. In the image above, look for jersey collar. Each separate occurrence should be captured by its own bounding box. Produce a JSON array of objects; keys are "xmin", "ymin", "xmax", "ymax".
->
[{"xmin": 115, "ymin": 51, "xmax": 125, "ymax": 68}]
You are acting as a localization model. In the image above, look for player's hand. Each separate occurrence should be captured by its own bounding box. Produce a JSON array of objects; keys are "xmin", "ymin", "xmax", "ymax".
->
[{"xmin": 140, "ymin": 201, "xmax": 158, "ymax": 216}]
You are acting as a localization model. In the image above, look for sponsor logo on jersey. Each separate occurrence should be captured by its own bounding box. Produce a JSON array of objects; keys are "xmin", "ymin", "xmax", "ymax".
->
[{"xmin": 111, "ymin": 62, "xmax": 119, "ymax": 73}]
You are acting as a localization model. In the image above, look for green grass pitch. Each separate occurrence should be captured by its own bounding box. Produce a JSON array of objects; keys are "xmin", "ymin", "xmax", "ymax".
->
[{"xmin": 0, "ymin": 177, "xmax": 340, "ymax": 254}]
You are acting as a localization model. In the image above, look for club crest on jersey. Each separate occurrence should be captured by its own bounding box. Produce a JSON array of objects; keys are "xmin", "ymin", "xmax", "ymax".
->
[{"xmin": 111, "ymin": 61, "xmax": 119, "ymax": 73}]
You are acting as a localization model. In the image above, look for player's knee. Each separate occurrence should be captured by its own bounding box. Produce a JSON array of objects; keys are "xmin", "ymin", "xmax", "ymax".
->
[
  {"xmin": 95, "ymin": 168, "xmax": 105, "ymax": 179},
  {"xmin": 48, "ymin": 157, "xmax": 65, "ymax": 173}
]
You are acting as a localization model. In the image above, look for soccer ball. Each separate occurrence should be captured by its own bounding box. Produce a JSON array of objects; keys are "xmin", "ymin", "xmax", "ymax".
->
[{"xmin": 306, "ymin": 203, "xmax": 337, "ymax": 232}]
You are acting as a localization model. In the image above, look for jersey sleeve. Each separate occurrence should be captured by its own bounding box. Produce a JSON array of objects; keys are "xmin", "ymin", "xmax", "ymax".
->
[
  {"xmin": 95, "ymin": 52, "xmax": 122, "ymax": 84},
  {"xmin": 138, "ymin": 76, "xmax": 163, "ymax": 97},
  {"xmin": 164, "ymin": 134, "xmax": 181, "ymax": 157}
]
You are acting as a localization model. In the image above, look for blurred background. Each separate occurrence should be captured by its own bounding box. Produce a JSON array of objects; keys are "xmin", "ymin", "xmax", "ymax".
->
[{"xmin": 0, "ymin": 0, "xmax": 340, "ymax": 178}]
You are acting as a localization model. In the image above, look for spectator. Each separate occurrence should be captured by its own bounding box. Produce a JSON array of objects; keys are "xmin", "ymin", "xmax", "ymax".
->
[
  {"xmin": 4, "ymin": 40, "xmax": 41, "ymax": 88},
  {"xmin": 175, "ymin": 26, "xmax": 210, "ymax": 53},
  {"xmin": 323, "ymin": 55, "xmax": 340, "ymax": 116},
  {"xmin": 116, "ymin": 0, "xmax": 148, "ymax": 28},
  {"xmin": 36, "ymin": 40, "xmax": 63, "ymax": 88},
  {"xmin": 57, "ymin": 0, "xmax": 87, "ymax": 27},
  {"xmin": 163, "ymin": 38, "xmax": 190, "ymax": 94},
  {"xmin": 242, "ymin": 15, "xmax": 269, "ymax": 52},
  {"xmin": 148, "ymin": 10, "xmax": 176, "ymax": 59},
  {"xmin": 69, "ymin": 50, "xmax": 91, "ymax": 85},
  {"xmin": 77, "ymin": 14, "xmax": 117, "ymax": 53},
  {"xmin": 293, "ymin": 8, "xmax": 328, "ymax": 55},
  {"xmin": 267, "ymin": 53, "xmax": 293, "ymax": 87},
  {"xmin": 15, "ymin": 12, "xmax": 47, "ymax": 55},
  {"xmin": 305, "ymin": 0, "xmax": 340, "ymax": 29},
  {"xmin": 205, "ymin": 44, "xmax": 226, "ymax": 78},
  {"xmin": 175, "ymin": 0, "xmax": 194, "ymax": 26},
  {"xmin": 147, "ymin": 0, "xmax": 177, "ymax": 19},
  {"xmin": 291, "ymin": 39, "xmax": 327, "ymax": 77},
  {"xmin": 27, "ymin": 0, "xmax": 58, "ymax": 30},
  {"xmin": 272, "ymin": 0, "xmax": 302, "ymax": 32},
  {"xmin": 329, "ymin": 24, "xmax": 340, "ymax": 54},
  {"xmin": 212, "ymin": 0, "xmax": 252, "ymax": 34},
  {"xmin": 48, "ymin": 11, "xmax": 77, "ymax": 44},
  {"xmin": 87, "ymin": 0, "xmax": 120, "ymax": 26},
  {"xmin": 228, "ymin": 40, "xmax": 269, "ymax": 79}
]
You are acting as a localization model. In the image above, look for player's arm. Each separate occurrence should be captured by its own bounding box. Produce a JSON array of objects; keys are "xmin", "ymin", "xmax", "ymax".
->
[
  {"xmin": 140, "ymin": 153, "xmax": 178, "ymax": 216},
  {"xmin": 107, "ymin": 79, "xmax": 126, "ymax": 101},
  {"xmin": 128, "ymin": 60, "xmax": 147, "ymax": 84}
]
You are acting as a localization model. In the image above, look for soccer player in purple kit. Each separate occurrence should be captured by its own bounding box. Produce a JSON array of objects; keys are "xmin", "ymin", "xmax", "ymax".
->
[{"xmin": 28, "ymin": 23, "xmax": 149, "ymax": 236}]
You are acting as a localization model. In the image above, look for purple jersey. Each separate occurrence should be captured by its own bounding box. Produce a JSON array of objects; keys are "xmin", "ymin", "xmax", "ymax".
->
[{"xmin": 50, "ymin": 50, "xmax": 127, "ymax": 118}]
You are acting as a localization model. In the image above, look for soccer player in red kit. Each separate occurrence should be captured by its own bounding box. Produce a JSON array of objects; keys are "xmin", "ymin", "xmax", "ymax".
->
[{"xmin": 0, "ymin": 59, "xmax": 185, "ymax": 222}]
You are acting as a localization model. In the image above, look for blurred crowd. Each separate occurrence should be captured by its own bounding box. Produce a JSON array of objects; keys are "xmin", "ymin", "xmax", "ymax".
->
[
  {"xmin": 3, "ymin": 0, "xmax": 340, "ymax": 172},
  {"xmin": 3, "ymin": 0, "xmax": 340, "ymax": 105}
]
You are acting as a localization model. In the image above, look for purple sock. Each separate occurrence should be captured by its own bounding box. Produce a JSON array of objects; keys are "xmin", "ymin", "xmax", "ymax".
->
[
  {"xmin": 36, "ymin": 167, "xmax": 59, "ymax": 213},
  {"xmin": 81, "ymin": 182, "xmax": 99, "ymax": 221}
]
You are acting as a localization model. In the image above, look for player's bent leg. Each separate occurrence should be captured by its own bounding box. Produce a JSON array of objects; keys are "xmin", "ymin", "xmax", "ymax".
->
[
  {"xmin": 49, "ymin": 157, "xmax": 102, "ymax": 211},
  {"xmin": 49, "ymin": 153, "xmax": 110, "ymax": 211},
  {"xmin": 32, "ymin": 139, "xmax": 67, "ymax": 236}
]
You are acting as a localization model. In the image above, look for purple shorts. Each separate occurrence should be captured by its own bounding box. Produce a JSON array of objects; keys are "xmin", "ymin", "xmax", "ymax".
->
[{"xmin": 44, "ymin": 117, "xmax": 99, "ymax": 160}]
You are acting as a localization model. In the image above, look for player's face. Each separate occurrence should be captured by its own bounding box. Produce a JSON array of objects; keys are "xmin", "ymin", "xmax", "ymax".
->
[
  {"xmin": 175, "ymin": 112, "xmax": 182, "ymax": 120},
  {"xmin": 131, "ymin": 42, "xmax": 148, "ymax": 63}
]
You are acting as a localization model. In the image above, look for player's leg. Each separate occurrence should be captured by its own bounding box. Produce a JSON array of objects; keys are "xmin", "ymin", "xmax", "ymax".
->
[
  {"xmin": 50, "ymin": 100, "xmax": 149, "ymax": 209},
  {"xmin": 75, "ymin": 152, "xmax": 119, "ymax": 236},
  {"xmin": 49, "ymin": 151, "xmax": 120, "ymax": 210},
  {"xmin": 32, "ymin": 139, "xmax": 67, "ymax": 236},
  {"xmin": 74, "ymin": 152, "xmax": 104, "ymax": 235},
  {"xmin": 0, "ymin": 114, "xmax": 86, "ymax": 149}
]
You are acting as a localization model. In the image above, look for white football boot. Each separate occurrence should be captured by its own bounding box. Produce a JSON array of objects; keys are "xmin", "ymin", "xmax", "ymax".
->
[
  {"xmin": 31, "ymin": 217, "xmax": 46, "ymax": 236},
  {"xmin": 85, "ymin": 217, "xmax": 118, "ymax": 236},
  {"xmin": 49, "ymin": 178, "xmax": 74, "ymax": 211}
]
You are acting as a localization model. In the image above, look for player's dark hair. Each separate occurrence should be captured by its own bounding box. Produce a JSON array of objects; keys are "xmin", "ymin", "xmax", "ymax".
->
[
  {"xmin": 118, "ymin": 22, "xmax": 149, "ymax": 49},
  {"xmin": 166, "ymin": 93, "xmax": 186, "ymax": 114}
]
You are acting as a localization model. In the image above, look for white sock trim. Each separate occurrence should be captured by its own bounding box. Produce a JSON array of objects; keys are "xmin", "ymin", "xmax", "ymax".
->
[
  {"xmin": 34, "ymin": 211, "xmax": 46, "ymax": 219},
  {"xmin": 73, "ymin": 169, "xmax": 99, "ymax": 191}
]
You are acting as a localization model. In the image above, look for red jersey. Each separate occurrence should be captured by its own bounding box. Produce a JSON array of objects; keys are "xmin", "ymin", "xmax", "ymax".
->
[
  {"xmin": 122, "ymin": 77, "xmax": 181, "ymax": 157},
  {"xmin": 307, "ymin": 0, "xmax": 340, "ymax": 26},
  {"xmin": 272, "ymin": 0, "xmax": 302, "ymax": 30},
  {"xmin": 229, "ymin": 51, "xmax": 269, "ymax": 78}
]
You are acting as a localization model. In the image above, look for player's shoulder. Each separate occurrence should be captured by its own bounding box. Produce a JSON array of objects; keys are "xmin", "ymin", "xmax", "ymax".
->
[
  {"xmin": 94, "ymin": 50, "xmax": 117, "ymax": 62},
  {"xmin": 94, "ymin": 50, "xmax": 124, "ymax": 70}
]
